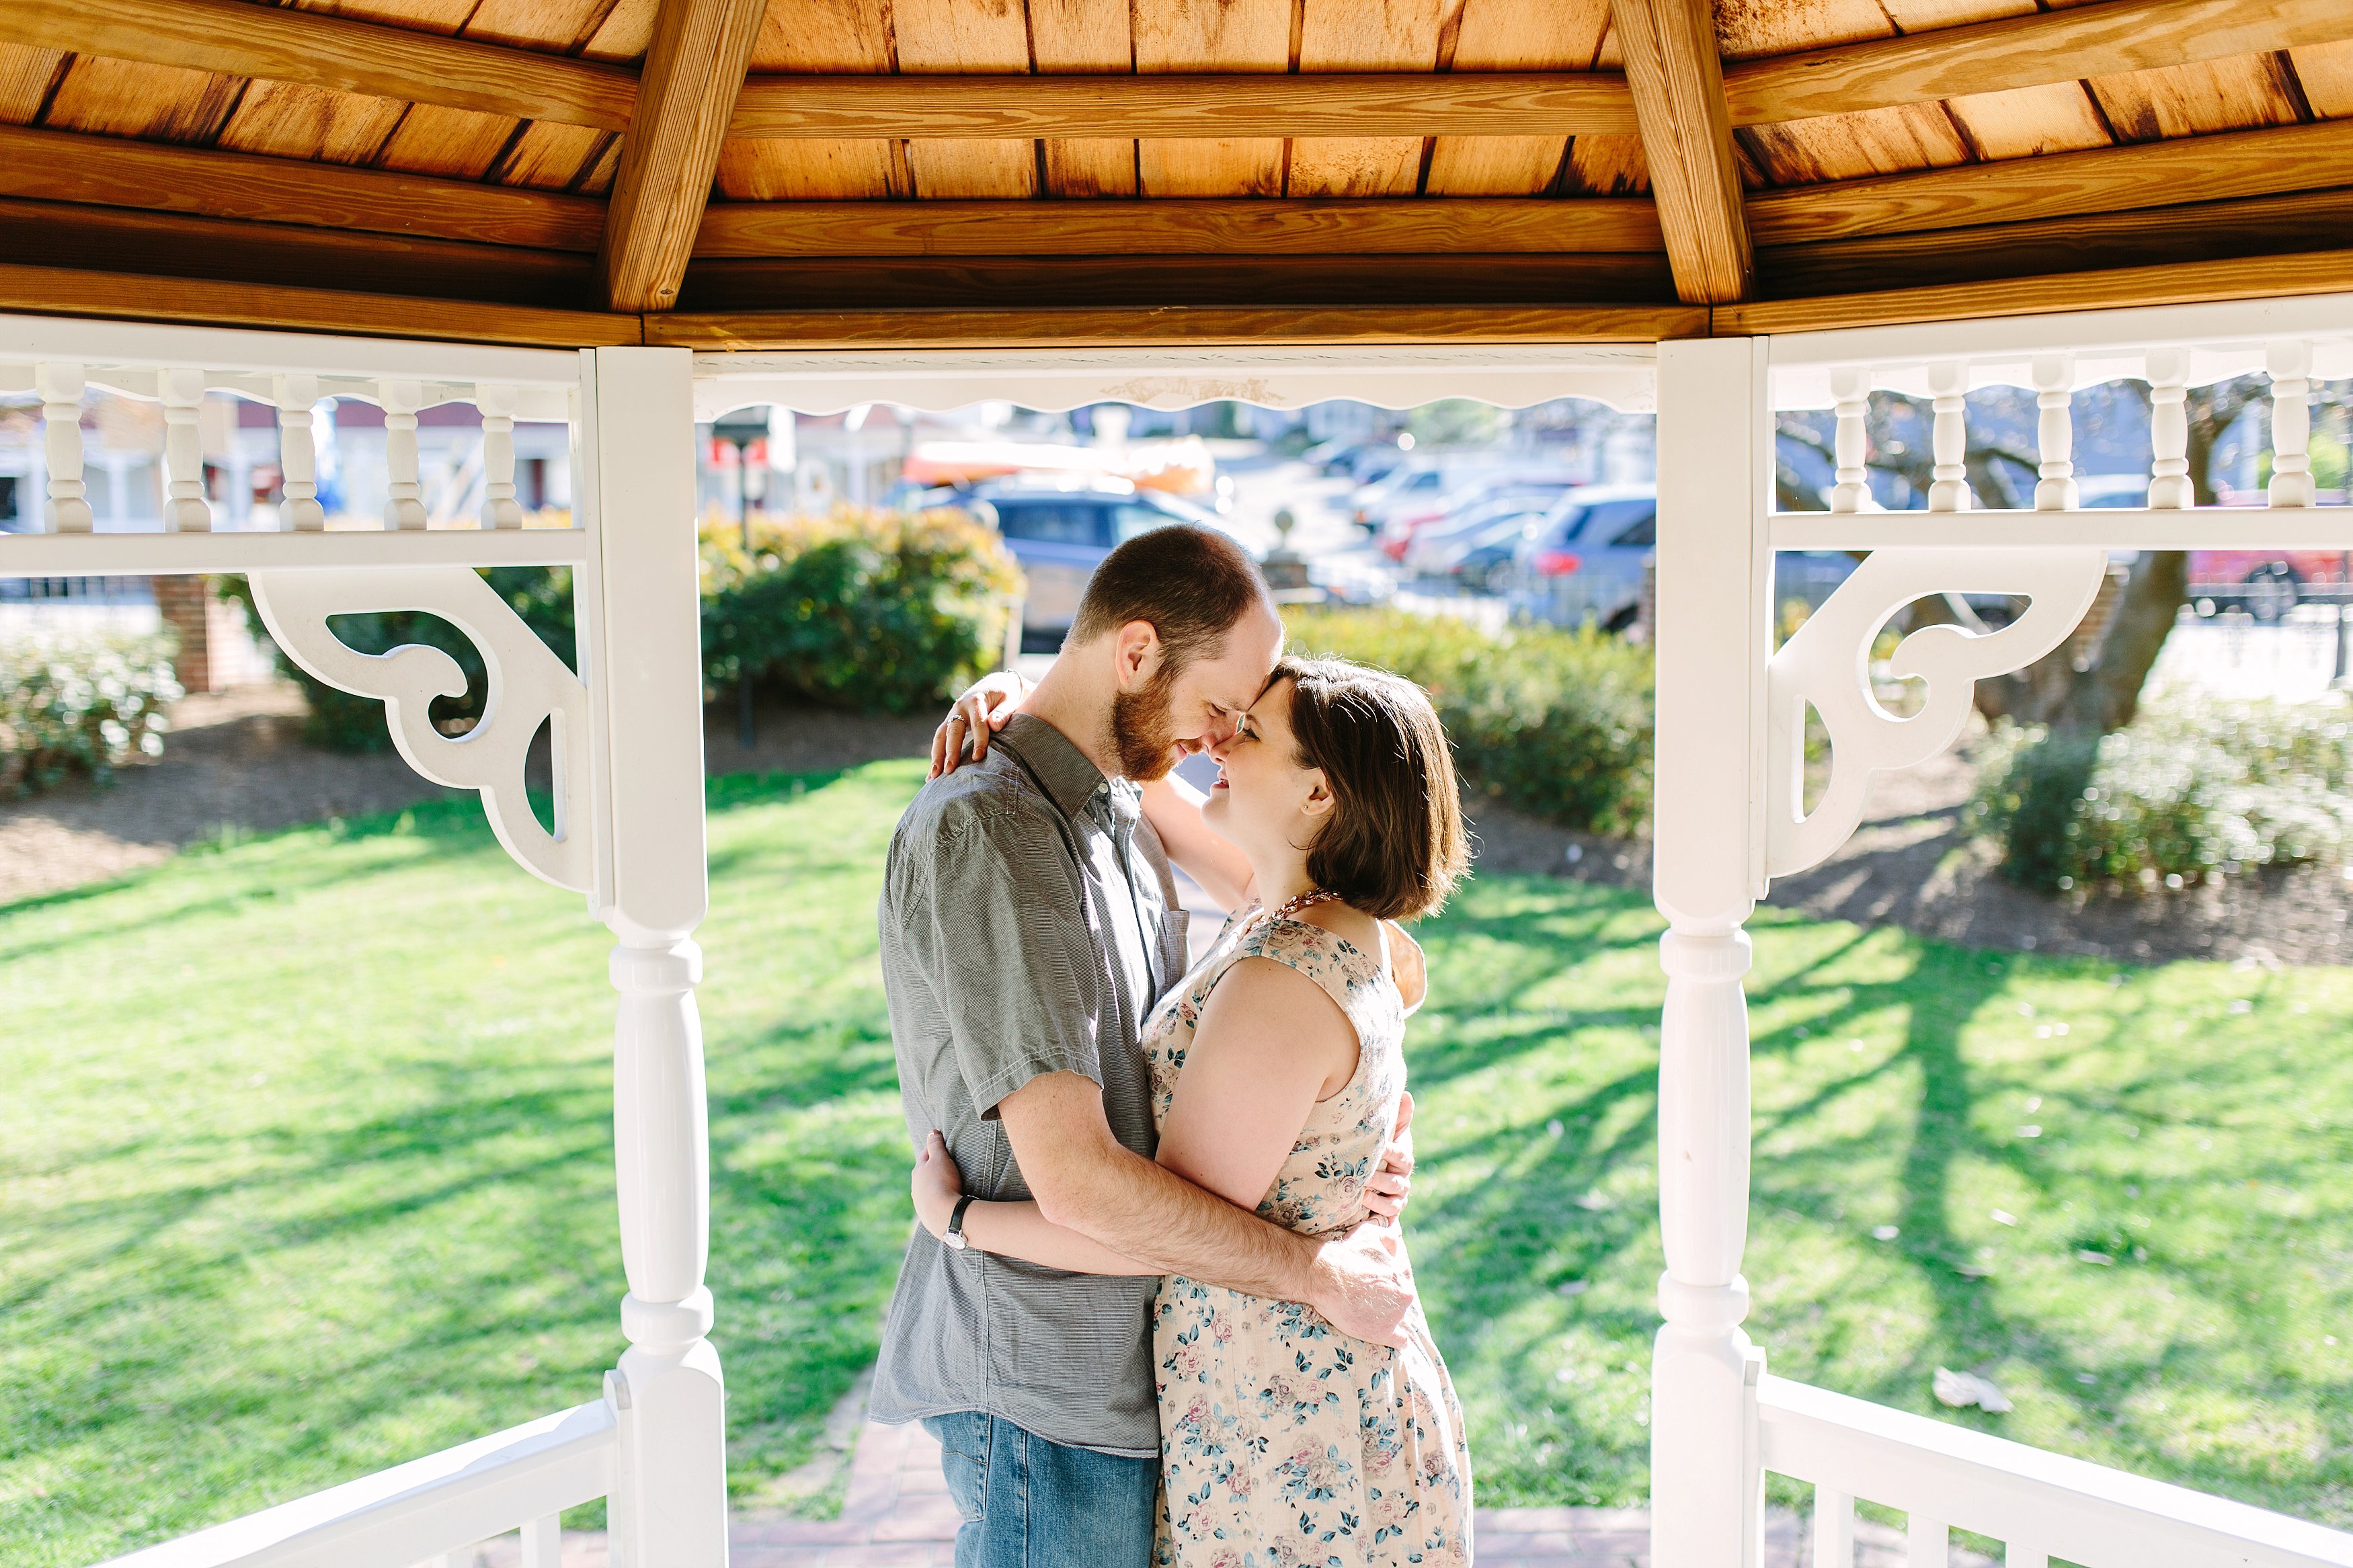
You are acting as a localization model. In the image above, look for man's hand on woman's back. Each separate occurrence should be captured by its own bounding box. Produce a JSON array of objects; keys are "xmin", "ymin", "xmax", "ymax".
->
[{"xmin": 1308, "ymin": 1223, "xmax": 1418, "ymax": 1348}]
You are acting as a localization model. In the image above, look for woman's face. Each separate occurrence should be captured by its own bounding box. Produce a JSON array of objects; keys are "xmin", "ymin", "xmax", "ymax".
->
[{"xmin": 1201, "ymin": 678, "xmax": 1331, "ymax": 854}]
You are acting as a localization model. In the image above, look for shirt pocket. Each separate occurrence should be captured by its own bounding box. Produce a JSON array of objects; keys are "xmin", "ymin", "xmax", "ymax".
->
[{"xmin": 1157, "ymin": 908, "xmax": 1191, "ymax": 997}]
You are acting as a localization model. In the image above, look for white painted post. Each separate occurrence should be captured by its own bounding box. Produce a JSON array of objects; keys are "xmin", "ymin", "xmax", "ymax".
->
[
  {"xmin": 2032, "ymin": 355, "xmax": 2077, "ymax": 511},
  {"xmin": 36, "ymin": 362, "xmax": 91, "ymax": 534},
  {"xmin": 2005, "ymin": 1542, "xmax": 2050, "ymax": 1568},
  {"xmin": 520, "ymin": 1514, "xmax": 563, "ymax": 1568},
  {"xmin": 1829, "ymin": 364, "xmax": 1870, "ymax": 513},
  {"xmin": 1811, "ymin": 1485, "xmax": 1853, "ymax": 1567},
  {"xmin": 1907, "ymin": 1513, "xmax": 1948, "ymax": 1566},
  {"xmin": 589, "ymin": 346, "xmax": 726, "ymax": 1568},
  {"xmin": 161, "ymin": 368, "xmax": 212, "ymax": 532},
  {"xmin": 2268, "ymin": 339, "xmax": 2314, "ymax": 508},
  {"xmin": 479, "ymin": 382, "xmax": 524, "ymax": 528},
  {"xmin": 1651, "ymin": 337, "xmax": 1766, "ymax": 1568},
  {"xmin": 2147, "ymin": 348, "xmax": 2194, "ymax": 510},
  {"xmin": 273, "ymin": 373, "xmax": 326, "ymax": 531},
  {"xmin": 381, "ymin": 380, "xmax": 428, "ymax": 531},
  {"xmin": 1927, "ymin": 361, "xmax": 1969, "ymax": 511}
]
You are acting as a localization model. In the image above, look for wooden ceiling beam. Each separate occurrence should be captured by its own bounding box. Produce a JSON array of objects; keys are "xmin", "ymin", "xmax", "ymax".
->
[
  {"xmin": 1726, "ymin": 0, "xmax": 2353, "ymax": 128},
  {"xmin": 729, "ymin": 72, "xmax": 1636, "ymax": 138},
  {"xmin": 1749, "ymin": 118, "xmax": 2353, "ymax": 247},
  {"xmin": 0, "ymin": 261, "xmax": 639, "ymax": 347},
  {"xmin": 600, "ymin": 0, "xmax": 766, "ymax": 314},
  {"xmin": 0, "ymin": 0, "xmax": 635, "ymax": 132},
  {"xmin": 645, "ymin": 304, "xmax": 1706, "ymax": 351},
  {"xmin": 1611, "ymin": 0, "xmax": 1752, "ymax": 304},
  {"xmin": 1719, "ymin": 247, "xmax": 2353, "ymax": 336},
  {"xmin": 0, "ymin": 124, "xmax": 606, "ymax": 252},
  {"xmin": 694, "ymin": 199, "xmax": 1662, "ymax": 259}
]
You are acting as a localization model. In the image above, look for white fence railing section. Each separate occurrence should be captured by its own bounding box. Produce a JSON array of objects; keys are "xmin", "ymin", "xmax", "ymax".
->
[
  {"xmin": 1650, "ymin": 297, "xmax": 2353, "ymax": 1568},
  {"xmin": 3, "ymin": 315, "xmax": 722, "ymax": 1568}
]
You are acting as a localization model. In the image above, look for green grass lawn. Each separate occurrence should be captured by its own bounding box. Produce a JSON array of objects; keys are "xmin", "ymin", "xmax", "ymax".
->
[{"xmin": 5, "ymin": 760, "xmax": 2350, "ymax": 1563}]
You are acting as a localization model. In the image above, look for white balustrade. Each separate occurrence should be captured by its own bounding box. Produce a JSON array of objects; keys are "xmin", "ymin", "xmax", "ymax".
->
[
  {"xmin": 274, "ymin": 372, "xmax": 326, "ymax": 532},
  {"xmin": 1927, "ymin": 360, "xmax": 1969, "ymax": 511},
  {"xmin": 36, "ymin": 360, "xmax": 91, "ymax": 533},
  {"xmin": 1829, "ymin": 364, "xmax": 1870, "ymax": 513},
  {"xmin": 1810, "ymin": 1483, "xmax": 1853, "ymax": 1568},
  {"xmin": 2146, "ymin": 347, "xmax": 2194, "ymax": 509},
  {"xmin": 479, "ymin": 382, "xmax": 524, "ymax": 529},
  {"xmin": 381, "ymin": 379, "xmax": 428, "ymax": 531},
  {"xmin": 161, "ymin": 367, "xmax": 211, "ymax": 533},
  {"xmin": 2032, "ymin": 354, "xmax": 2077, "ymax": 511},
  {"xmin": 2268, "ymin": 339, "xmax": 2315, "ymax": 508}
]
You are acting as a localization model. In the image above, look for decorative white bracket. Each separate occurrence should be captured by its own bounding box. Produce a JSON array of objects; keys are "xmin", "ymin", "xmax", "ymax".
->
[
  {"xmin": 1765, "ymin": 548, "xmax": 2110, "ymax": 880},
  {"xmin": 248, "ymin": 567, "xmax": 593, "ymax": 893}
]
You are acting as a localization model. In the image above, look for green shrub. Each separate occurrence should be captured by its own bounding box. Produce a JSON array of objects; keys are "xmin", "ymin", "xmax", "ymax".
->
[
  {"xmin": 1282, "ymin": 606, "xmax": 1654, "ymax": 835},
  {"xmin": 701, "ymin": 507, "xmax": 1023, "ymax": 715},
  {"xmin": 218, "ymin": 569, "xmax": 575, "ymax": 753},
  {"xmin": 1968, "ymin": 695, "xmax": 2353, "ymax": 892},
  {"xmin": 0, "ymin": 630, "xmax": 183, "ymax": 792}
]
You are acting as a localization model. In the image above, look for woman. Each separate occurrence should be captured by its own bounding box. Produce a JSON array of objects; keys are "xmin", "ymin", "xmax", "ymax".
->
[{"xmin": 914, "ymin": 655, "xmax": 1474, "ymax": 1568}]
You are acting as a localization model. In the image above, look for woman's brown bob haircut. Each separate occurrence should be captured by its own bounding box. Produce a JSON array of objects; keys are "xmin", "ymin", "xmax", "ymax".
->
[{"xmin": 1280, "ymin": 656, "xmax": 1469, "ymax": 923}]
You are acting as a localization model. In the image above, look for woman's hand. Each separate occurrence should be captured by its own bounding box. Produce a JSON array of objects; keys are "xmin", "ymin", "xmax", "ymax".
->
[
  {"xmin": 912, "ymin": 1130, "xmax": 967, "ymax": 1239},
  {"xmin": 930, "ymin": 671, "xmax": 1034, "ymax": 780},
  {"xmin": 1361, "ymin": 1091, "xmax": 1414, "ymax": 1225}
]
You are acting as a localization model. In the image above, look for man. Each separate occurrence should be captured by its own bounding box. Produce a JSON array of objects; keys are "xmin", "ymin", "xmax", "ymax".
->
[{"xmin": 873, "ymin": 525, "xmax": 1418, "ymax": 1568}]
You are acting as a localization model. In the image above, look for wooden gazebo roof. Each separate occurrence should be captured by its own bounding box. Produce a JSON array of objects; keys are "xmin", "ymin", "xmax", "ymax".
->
[{"xmin": 2, "ymin": 0, "xmax": 2349, "ymax": 349}]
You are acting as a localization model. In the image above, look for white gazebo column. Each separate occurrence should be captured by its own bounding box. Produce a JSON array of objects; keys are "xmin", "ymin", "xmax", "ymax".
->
[
  {"xmin": 589, "ymin": 346, "xmax": 727, "ymax": 1568},
  {"xmin": 1650, "ymin": 337, "xmax": 1765, "ymax": 1568}
]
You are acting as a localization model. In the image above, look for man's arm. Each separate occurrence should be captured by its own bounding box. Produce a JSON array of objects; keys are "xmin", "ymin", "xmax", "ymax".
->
[{"xmin": 998, "ymin": 1072, "xmax": 1414, "ymax": 1348}]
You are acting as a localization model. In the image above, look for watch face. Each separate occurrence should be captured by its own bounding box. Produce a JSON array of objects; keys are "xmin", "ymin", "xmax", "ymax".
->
[{"xmin": 943, "ymin": 1231, "xmax": 967, "ymax": 1250}]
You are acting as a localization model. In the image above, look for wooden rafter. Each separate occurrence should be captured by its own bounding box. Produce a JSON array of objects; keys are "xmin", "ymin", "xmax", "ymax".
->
[
  {"xmin": 693, "ymin": 200, "xmax": 1664, "ymax": 258},
  {"xmin": 1611, "ymin": 0, "xmax": 1751, "ymax": 304},
  {"xmin": 1724, "ymin": 0, "xmax": 2353, "ymax": 128},
  {"xmin": 645, "ymin": 304, "xmax": 1706, "ymax": 351},
  {"xmin": 0, "ymin": 124, "xmax": 606, "ymax": 252},
  {"xmin": 728, "ymin": 73, "xmax": 1636, "ymax": 138},
  {"xmin": 0, "ymin": 0, "xmax": 635, "ymax": 131},
  {"xmin": 600, "ymin": 0, "xmax": 766, "ymax": 315},
  {"xmin": 1750, "ymin": 119, "xmax": 2353, "ymax": 246}
]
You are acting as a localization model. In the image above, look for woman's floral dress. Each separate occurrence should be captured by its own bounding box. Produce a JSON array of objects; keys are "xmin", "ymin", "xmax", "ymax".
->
[{"xmin": 1144, "ymin": 904, "xmax": 1472, "ymax": 1568}]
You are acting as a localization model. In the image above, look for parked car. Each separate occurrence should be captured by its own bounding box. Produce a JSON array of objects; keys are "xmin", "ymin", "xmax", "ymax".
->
[
  {"xmin": 961, "ymin": 479, "xmax": 1242, "ymax": 650},
  {"xmin": 1400, "ymin": 492, "xmax": 1560, "ymax": 576},
  {"xmin": 1509, "ymin": 486, "xmax": 1659, "ymax": 630},
  {"xmin": 1349, "ymin": 460, "xmax": 1452, "ymax": 528},
  {"xmin": 1380, "ymin": 474, "xmax": 1581, "ymax": 561}
]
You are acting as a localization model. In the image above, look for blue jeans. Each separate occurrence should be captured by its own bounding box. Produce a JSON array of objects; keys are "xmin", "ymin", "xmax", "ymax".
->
[{"xmin": 922, "ymin": 1411, "xmax": 1157, "ymax": 1568}]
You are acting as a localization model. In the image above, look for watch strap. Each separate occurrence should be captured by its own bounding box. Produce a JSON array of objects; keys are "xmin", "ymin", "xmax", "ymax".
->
[{"xmin": 945, "ymin": 1192, "xmax": 978, "ymax": 1249}]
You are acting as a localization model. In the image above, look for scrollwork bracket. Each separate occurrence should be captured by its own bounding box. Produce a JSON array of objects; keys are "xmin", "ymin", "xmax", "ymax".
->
[{"xmin": 249, "ymin": 567, "xmax": 594, "ymax": 893}]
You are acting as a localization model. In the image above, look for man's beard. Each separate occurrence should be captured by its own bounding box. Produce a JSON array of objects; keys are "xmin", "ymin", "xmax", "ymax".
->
[{"xmin": 1109, "ymin": 661, "xmax": 1184, "ymax": 782}]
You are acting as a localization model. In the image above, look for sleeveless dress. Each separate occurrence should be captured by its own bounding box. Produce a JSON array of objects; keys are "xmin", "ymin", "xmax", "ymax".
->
[{"xmin": 1142, "ymin": 903, "xmax": 1472, "ymax": 1568}]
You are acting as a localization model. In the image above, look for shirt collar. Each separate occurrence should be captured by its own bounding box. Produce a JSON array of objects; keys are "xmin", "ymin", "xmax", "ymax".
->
[{"xmin": 996, "ymin": 712, "xmax": 1111, "ymax": 822}]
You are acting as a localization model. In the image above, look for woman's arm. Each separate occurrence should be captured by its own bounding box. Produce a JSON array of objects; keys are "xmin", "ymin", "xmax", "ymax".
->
[
  {"xmin": 1155, "ymin": 958, "xmax": 1359, "ymax": 1210},
  {"xmin": 912, "ymin": 1132, "xmax": 1159, "ymax": 1275},
  {"xmin": 1139, "ymin": 774, "xmax": 1255, "ymax": 910}
]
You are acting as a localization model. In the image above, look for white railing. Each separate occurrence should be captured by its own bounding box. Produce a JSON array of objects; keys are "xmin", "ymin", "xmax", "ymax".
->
[
  {"xmin": 1761, "ymin": 1376, "xmax": 2353, "ymax": 1568},
  {"xmin": 97, "ymin": 1399, "xmax": 613, "ymax": 1568}
]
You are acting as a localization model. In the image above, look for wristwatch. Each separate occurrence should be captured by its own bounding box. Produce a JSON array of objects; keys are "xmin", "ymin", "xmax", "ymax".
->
[{"xmin": 943, "ymin": 1193, "xmax": 978, "ymax": 1251}]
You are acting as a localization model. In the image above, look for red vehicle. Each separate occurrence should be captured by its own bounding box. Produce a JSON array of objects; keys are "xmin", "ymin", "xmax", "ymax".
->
[{"xmin": 2188, "ymin": 548, "xmax": 2351, "ymax": 620}]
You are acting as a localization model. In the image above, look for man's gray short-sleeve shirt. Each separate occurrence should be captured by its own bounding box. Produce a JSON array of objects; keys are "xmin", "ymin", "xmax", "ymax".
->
[{"xmin": 870, "ymin": 713, "xmax": 1189, "ymax": 1456}]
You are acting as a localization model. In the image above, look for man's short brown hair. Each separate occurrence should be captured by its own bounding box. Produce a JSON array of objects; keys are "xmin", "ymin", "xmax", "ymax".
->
[{"xmin": 1067, "ymin": 524, "xmax": 1269, "ymax": 666}]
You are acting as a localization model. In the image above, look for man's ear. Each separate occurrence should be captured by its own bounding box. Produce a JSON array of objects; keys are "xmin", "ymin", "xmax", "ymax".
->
[{"xmin": 1113, "ymin": 619, "xmax": 1162, "ymax": 690}]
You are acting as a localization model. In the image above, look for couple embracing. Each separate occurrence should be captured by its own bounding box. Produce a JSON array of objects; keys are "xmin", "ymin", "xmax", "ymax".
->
[{"xmin": 873, "ymin": 525, "xmax": 1474, "ymax": 1568}]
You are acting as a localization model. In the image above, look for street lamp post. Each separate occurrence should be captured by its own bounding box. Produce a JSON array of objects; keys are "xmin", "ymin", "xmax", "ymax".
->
[{"xmin": 712, "ymin": 409, "xmax": 768, "ymax": 750}]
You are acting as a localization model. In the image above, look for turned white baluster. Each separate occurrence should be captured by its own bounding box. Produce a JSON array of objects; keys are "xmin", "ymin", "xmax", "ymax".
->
[
  {"xmin": 521, "ymin": 1514, "xmax": 563, "ymax": 1568},
  {"xmin": 1927, "ymin": 361, "xmax": 1969, "ymax": 511},
  {"xmin": 2032, "ymin": 354, "xmax": 2077, "ymax": 511},
  {"xmin": 2268, "ymin": 339, "xmax": 2315, "ymax": 508},
  {"xmin": 2146, "ymin": 348, "xmax": 2194, "ymax": 509},
  {"xmin": 594, "ymin": 346, "xmax": 728, "ymax": 1568},
  {"xmin": 1829, "ymin": 365, "xmax": 1870, "ymax": 513},
  {"xmin": 161, "ymin": 367, "xmax": 212, "ymax": 533},
  {"xmin": 1906, "ymin": 1513, "xmax": 1948, "ymax": 1567},
  {"xmin": 1811, "ymin": 1486, "xmax": 1853, "ymax": 1568},
  {"xmin": 35, "ymin": 362, "xmax": 92, "ymax": 534},
  {"xmin": 1652, "ymin": 339, "xmax": 1765, "ymax": 1568},
  {"xmin": 479, "ymin": 383, "xmax": 524, "ymax": 529},
  {"xmin": 381, "ymin": 380, "xmax": 427, "ymax": 530},
  {"xmin": 274, "ymin": 373, "xmax": 325, "ymax": 531}
]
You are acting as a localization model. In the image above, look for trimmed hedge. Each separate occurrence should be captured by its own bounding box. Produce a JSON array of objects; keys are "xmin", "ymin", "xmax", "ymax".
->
[
  {"xmin": 701, "ymin": 507, "xmax": 1023, "ymax": 716},
  {"xmin": 1281, "ymin": 606, "xmax": 1653, "ymax": 836},
  {"xmin": 0, "ymin": 630, "xmax": 182, "ymax": 793},
  {"xmin": 1968, "ymin": 696, "xmax": 2353, "ymax": 892}
]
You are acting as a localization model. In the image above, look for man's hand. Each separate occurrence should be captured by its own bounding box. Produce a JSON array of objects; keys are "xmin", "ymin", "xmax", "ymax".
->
[
  {"xmin": 929, "ymin": 671, "xmax": 1033, "ymax": 779},
  {"xmin": 1362, "ymin": 1090, "xmax": 1414, "ymax": 1224},
  {"xmin": 1307, "ymin": 1222, "xmax": 1417, "ymax": 1348}
]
